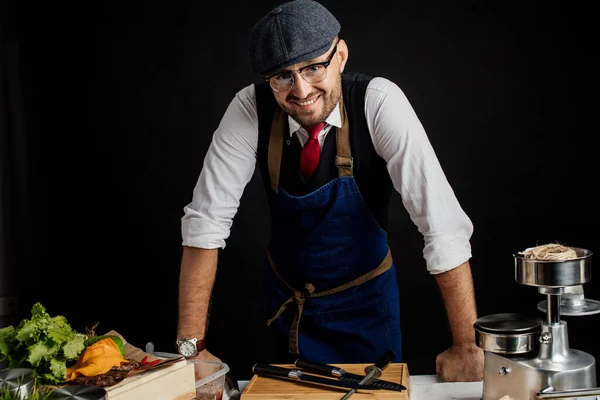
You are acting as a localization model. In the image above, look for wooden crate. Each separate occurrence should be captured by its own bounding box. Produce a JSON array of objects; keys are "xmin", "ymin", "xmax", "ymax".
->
[{"xmin": 242, "ymin": 363, "xmax": 409, "ymax": 399}]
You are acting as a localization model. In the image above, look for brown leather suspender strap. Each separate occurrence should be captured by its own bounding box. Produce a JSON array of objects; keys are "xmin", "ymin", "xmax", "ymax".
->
[
  {"xmin": 266, "ymin": 249, "xmax": 393, "ymax": 354},
  {"xmin": 267, "ymin": 107, "xmax": 286, "ymax": 193},
  {"xmin": 335, "ymin": 95, "xmax": 353, "ymax": 177}
]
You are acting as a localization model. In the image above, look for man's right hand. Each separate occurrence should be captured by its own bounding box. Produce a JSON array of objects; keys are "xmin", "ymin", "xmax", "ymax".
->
[
  {"xmin": 190, "ymin": 349, "xmax": 223, "ymax": 379},
  {"xmin": 193, "ymin": 349, "xmax": 222, "ymax": 363}
]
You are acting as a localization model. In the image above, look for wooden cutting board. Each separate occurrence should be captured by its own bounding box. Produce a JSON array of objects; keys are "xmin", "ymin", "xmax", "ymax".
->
[{"xmin": 241, "ymin": 363, "xmax": 409, "ymax": 399}]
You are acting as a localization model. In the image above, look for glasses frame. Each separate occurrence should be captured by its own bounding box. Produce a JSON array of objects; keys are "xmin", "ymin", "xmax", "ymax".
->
[{"xmin": 265, "ymin": 44, "xmax": 338, "ymax": 92}]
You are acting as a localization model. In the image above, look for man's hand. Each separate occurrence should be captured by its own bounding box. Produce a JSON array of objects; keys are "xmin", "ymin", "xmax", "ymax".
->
[
  {"xmin": 192, "ymin": 349, "xmax": 222, "ymax": 363},
  {"xmin": 433, "ymin": 261, "xmax": 483, "ymax": 381},
  {"xmin": 436, "ymin": 342, "xmax": 484, "ymax": 382},
  {"xmin": 190, "ymin": 349, "xmax": 223, "ymax": 379}
]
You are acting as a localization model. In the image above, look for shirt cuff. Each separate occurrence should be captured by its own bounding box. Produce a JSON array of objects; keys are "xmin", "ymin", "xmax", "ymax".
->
[
  {"xmin": 181, "ymin": 219, "xmax": 228, "ymax": 249},
  {"xmin": 424, "ymin": 235, "xmax": 472, "ymax": 274}
]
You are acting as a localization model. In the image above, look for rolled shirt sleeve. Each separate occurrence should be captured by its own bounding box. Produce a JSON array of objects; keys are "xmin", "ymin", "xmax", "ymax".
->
[
  {"xmin": 181, "ymin": 84, "xmax": 259, "ymax": 249},
  {"xmin": 365, "ymin": 77, "xmax": 474, "ymax": 274}
]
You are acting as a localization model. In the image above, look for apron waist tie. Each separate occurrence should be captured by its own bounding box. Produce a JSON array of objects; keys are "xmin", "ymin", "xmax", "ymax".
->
[{"xmin": 266, "ymin": 249, "xmax": 394, "ymax": 354}]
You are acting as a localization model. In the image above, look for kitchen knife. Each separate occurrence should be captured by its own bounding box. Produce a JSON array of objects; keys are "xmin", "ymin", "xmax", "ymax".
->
[
  {"xmin": 294, "ymin": 358, "xmax": 406, "ymax": 391},
  {"xmin": 340, "ymin": 350, "xmax": 396, "ymax": 400},
  {"xmin": 252, "ymin": 364, "xmax": 385, "ymax": 391}
]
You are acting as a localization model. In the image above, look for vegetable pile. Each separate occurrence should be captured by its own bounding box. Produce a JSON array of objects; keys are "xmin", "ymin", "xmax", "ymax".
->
[{"xmin": 0, "ymin": 302, "xmax": 86, "ymax": 384}]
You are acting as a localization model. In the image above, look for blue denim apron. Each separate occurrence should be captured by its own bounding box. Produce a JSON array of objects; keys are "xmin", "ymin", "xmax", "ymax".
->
[{"xmin": 264, "ymin": 98, "xmax": 402, "ymax": 364}]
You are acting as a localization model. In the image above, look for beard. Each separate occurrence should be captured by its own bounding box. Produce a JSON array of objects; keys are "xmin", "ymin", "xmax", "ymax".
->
[{"xmin": 278, "ymin": 73, "xmax": 342, "ymax": 127}]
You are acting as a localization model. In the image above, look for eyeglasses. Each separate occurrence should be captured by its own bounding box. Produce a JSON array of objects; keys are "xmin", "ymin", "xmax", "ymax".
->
[{"xmin": 265, "ymin": 44, "xmax": 338, "ymax": 92}]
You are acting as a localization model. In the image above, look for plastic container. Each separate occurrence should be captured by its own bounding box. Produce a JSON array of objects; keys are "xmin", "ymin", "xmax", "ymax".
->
[
  {"xmin": 147, "ymin": 347, "xmax": 229, "ymax": 400},
  {"xmin": 189, "ymin": 360, "xmax": 229, "ymax": 400}
]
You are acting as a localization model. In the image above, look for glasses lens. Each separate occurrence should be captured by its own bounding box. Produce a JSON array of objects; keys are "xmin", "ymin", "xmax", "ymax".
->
[
  {"xmin": 270, "ymin": 73, "xmax": 294, "ymax": 92},
  {"xmin": 302, "ymin": 65, "xmax": 327, "ymax": 84}
]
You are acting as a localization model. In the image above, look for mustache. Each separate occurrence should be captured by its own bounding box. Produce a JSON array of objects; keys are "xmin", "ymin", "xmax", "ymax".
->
[{"xmin": 287, "ymin": 92, "xmax": 320, "ymax": 101}]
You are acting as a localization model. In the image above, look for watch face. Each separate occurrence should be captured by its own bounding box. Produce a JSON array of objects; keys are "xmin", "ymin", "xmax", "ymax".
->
[{"xmin": 179, "ymin": 340, "xmax": 197, "ymax": 357}]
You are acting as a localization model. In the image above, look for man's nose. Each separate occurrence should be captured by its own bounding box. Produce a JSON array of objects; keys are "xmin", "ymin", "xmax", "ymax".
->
[{"xmin": 291, "ymin": 73, "xmax": 313, "ymax": 98}]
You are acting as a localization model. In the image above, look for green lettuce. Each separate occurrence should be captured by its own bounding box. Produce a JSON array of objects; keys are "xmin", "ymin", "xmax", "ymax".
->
[{"xmin": 0, "ymin": 302, "xmax": 86, "ymax": 384}]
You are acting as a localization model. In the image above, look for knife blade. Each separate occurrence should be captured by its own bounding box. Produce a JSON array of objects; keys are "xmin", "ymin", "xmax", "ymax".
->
[
  {"xmin": 252, "ymin": 363, "xmax": 387, "ymax": 391},
  {"xmin": 294, "ymin": 358, "xmax": 406, "ymax": 391},
  {"xmin": 340, "ymin": 350, "xmax": 396, "ymax": 400}
]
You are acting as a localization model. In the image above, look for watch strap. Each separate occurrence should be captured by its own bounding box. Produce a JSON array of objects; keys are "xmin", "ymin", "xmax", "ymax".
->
[{"xmin": 195, "ymin": 338, "xmax": 207, "ymax": 352}]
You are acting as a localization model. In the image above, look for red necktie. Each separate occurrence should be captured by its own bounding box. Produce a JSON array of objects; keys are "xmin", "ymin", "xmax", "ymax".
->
[{"xmin": 300, "ymin": 122, "xmax": 326, "ymax": 177}]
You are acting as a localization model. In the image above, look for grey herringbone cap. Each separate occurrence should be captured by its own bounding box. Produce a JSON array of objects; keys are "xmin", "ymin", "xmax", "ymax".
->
[{"xmin": 249, "ymin": 0, "xmax": 340, "ymax": 76}]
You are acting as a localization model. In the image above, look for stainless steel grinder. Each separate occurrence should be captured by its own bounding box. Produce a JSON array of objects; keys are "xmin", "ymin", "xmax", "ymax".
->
[{"xmin": 475, "ymin": 247, "xmax": 600, "ymax": 399}]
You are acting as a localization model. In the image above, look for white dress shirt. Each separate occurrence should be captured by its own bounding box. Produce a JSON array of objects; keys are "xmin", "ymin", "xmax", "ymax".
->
[{"xmin": 181, "ymin": 77, "xmax": 473, "ymax": 274}]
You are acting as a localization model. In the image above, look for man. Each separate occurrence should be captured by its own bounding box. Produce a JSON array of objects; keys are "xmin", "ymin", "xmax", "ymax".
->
[{"xmin": 177, "ymin": 0, "xmax": 483, "ymax": 382}]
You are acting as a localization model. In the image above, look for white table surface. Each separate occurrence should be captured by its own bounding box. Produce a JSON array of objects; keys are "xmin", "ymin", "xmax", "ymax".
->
[
  {"xmin": 224, "ymin": 375, "xmax": 483, "ymax": 399},
  {"xmin": 408, "ymin": 375, "xmax": 483, "ymax": 399}
]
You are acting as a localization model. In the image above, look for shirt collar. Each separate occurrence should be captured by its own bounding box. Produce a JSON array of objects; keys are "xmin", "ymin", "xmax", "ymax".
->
[{"xmin": 287, "ymin": 103, "xmax": 342, "ymax": 137}]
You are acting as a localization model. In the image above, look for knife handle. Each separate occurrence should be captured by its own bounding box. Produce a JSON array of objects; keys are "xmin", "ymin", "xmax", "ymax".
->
[
  {"xmin": 253, "ymin": 363, "xmax": 300, "ymax": 379},
  {"xmin": 225, "ymin": 373, "xmax": 241, "ymax": 400},
  {"xmin": 365, "ymin": 350, "xmax": 396, "ymax": 377},
  {"xmin": 295, "ymin": 358, "xmax": 344, "ymax": 377},
  {"xmin": 374, "ymin": 350, "xmax": 396, "ymax": 369}
]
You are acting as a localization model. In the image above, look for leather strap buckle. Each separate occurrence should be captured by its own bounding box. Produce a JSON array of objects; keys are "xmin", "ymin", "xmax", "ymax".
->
[{"xmin": 335, "ymin": 155, "xmax": 353, "ymax": 168}]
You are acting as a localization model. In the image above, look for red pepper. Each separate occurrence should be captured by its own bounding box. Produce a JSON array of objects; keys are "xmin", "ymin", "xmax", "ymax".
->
[
  {"xmin": 147, "ymin": 359, "xmax": 161, "ymax": 368},
  {"xmin": 140, "ymin": 356, "xmax": 148, "ymax": 366}
]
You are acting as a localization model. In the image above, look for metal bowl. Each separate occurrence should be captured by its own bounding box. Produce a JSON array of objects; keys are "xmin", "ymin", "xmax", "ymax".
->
[
  {"xmin": 45, "ymin": 385, "xmax": 106, "ymax": 400},
  {"xmin": 514, "ymin": 247, "xmax": 592, "ymax": 288},
  {"xmin": 0, "ymin": 368, "xmax": 36, "ymax": 399},
  {"xmin": 474, "ymin": 313, "xmax": 542, "ymax": 354}
]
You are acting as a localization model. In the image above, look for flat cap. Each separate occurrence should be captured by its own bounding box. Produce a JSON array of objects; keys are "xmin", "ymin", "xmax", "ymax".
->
[{"xmin": 249, "ymin": 0, "xmax": 341, "ymax": 76}]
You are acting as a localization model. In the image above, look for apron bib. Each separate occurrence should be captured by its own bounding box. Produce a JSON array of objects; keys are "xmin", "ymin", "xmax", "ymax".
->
[{"xmin": 263, "ymin": 96, "xmax": 402, "ymax": 363}]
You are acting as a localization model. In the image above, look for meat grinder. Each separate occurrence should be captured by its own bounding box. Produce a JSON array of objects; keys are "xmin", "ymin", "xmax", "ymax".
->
[{"xmin": 475, "ymin": 247, "xmax": 600, "ymax": 399}]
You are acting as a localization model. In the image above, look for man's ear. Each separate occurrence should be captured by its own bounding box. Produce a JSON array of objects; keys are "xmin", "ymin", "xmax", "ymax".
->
[{"xmin": 337, "ymin": 39, "xmax": 349, "ymax": 72}]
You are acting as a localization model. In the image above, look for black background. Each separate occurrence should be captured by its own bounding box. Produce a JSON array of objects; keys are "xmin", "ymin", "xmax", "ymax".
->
[{"xmin": 2, "ymin": 0, "xmax": 599, "ymax": 381}]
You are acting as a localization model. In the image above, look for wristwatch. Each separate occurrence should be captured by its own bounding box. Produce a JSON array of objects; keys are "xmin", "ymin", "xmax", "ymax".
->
[{"xmin": 176, "ymin": 338, "xmax": 206, "ymax": 358}]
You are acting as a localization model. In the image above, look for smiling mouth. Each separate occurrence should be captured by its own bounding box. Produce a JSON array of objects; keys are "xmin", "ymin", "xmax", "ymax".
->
[{"xmin": 294, "ymin": 95, "xmax": 320, "ymax": 107}]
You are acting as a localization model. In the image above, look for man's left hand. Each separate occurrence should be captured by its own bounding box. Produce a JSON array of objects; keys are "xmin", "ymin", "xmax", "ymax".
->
[{"xmin": 436, "ymin": 342, "xmax": 484, "ymax": 382}]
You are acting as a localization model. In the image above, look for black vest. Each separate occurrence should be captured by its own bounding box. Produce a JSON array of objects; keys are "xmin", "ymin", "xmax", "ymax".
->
[{"xmin": 255, "ymin": 72, "xmax": 394, "ymax": 230}]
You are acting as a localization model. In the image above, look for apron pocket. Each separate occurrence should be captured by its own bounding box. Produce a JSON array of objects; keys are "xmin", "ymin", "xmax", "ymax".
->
[{"xmin": 300, "ymin": 299, "xmax": 399, "ymax": 363}]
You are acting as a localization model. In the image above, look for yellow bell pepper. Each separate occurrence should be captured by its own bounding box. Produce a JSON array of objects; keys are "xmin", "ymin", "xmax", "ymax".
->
[{"xmin": 66, "ymin": 338, "xmax": 128, "ymax": 381}]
